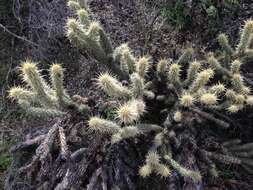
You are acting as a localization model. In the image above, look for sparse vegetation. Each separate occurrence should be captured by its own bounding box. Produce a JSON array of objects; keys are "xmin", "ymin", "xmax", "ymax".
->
[{"xmin": 159, "ymin": 0, "xmax": 239, "ymax": 32}]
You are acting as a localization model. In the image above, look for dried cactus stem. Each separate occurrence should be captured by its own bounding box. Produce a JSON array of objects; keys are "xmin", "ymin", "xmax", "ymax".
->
[{"xmin": 190, "ymin": 107, "xmax": 230, "ymax": 128}]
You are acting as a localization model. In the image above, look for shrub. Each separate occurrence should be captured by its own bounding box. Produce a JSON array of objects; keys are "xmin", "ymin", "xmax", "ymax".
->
[{"xmin": 159, "ymin": 0, "xmax": 239, "ymax": 32}]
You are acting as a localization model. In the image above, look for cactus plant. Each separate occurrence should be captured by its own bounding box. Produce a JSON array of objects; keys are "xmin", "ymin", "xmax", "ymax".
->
[{"xmin": 7, "ymin": 1, "xmax": 253, "ymax": 189}]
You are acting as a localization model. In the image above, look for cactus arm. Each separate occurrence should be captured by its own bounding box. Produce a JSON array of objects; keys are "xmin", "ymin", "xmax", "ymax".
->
[
  {"xmin": 217, "ymin": 34, "xmax": 234, "ymax": 56},
  {"xmin": 164, "ymin": 155, "xmax": 202, "ymax": 181},
  {"xmin": 236, "ymin": 20, "xmax": 253, "ymax": 56}
]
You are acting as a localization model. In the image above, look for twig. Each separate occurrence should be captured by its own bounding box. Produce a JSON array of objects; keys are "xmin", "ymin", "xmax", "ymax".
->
[
  {"xmin": 143, "ymin": 10, "xmax": 160, "ymax": 54},
  {"xmin": 58, "ymin": 126, "xmax": 69, "ymax": 159},
  {"xmin": 0, "ymin": 23, "xmax": 40, "ymax": 47},
  {"xmin": 1, "ymin": 37, "xmax": 14, "ymax": 110},
  {"xmin": 10, "ymin": 134, "xmax": 45, "ymax": 153},
  {"xmin": 243, "ymin": 76, "xmax": 253, "ymax": 86}
]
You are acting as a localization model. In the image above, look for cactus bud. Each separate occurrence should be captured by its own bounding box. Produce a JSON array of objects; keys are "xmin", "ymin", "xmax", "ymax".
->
[
  {"xmin": 120, "ymin": 126, "xmax": 140, "ymax": 139},
  {"xmin": 77, "ymin": 9, "xmax": 90, "ymax": 26},
  {"xmin": 173, "ymin": 111, "xmax": 182, "ymax": 122},
  {"xmin": 227, "ymin": 104, "xmax": 241, "ymax": 113},
  {"xmin": 146, "ymin": 151, "xmax": 160, "ymax": 165},
  {"xmin": 155, "ymin": 164, "xmax": 171, "ymax": 177},
  {"xmin": 143, "ymin": 90, "xmax": 155, "ymax": 100},
  {"xmin": 200, "ymin": 93, "xmax": 218, "ymax": 105},
  {"xmin": 87, "ymin": 22, "xmax": 101, "ymax": 40},
  {"xmin": 50, "ymin": 64, "xmax": 65, "ymax": 102},
  {"xmin": 66, "ymin": 18, "xmax": 80, "ymax": 31},
  {"xmin": 139, "ymin": 164, "xmax": 152, "ymax": 178},
  {"xmin": 235, "ymin": 94, "xmax": 245, "ymax": 104},
  {"xmin": 246, "ymin": 96, "xmax": 253, "ymax": 105},
  {"xmin": 226, "ymin": 89, "xmax": 237, "ymax": 100},
  {"xmin": 230, "ymin": 60, "xmax": 241, "ymax": 74},
  {"xmin": 67, "ymin": 1, "xmax": 81, "ymax": 11},
  {"xmin": 180, "ymin": 94, "xmax": 195, "ymax": 107},
  {"xmin": 113, "ymin": 44, "xmax": 129, "ymax": 62},
  {"xmin": 116, "ymin": 99, "xmax": 145, "ymax": 124},
  {"xmin": 111, "ymin": 133, "xmax": 122, "ymax": 144}
]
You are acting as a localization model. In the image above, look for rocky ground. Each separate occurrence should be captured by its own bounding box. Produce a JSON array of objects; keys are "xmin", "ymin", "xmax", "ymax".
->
[{"xmin": 1, "ymin": 0, "xmax": 253, "ymax": 189}]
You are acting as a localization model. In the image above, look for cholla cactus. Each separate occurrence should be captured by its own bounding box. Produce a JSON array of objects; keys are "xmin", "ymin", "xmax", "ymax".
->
[
  {"xmin": 9, "ymin": 61, "xmax": 89, "ymax": 118},
  {"xmin": 91, "ymin": 17, "xmax": 253, "ymax": 179},
  {"xmin": 89, "ymin": 18, "xmax": 253, "ymax": 181},
  {"xmin": 8, "ymin": 3, "xmax": 253, "ymax": 188}
]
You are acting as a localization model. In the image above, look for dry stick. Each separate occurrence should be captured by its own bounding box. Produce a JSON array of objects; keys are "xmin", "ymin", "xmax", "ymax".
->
[
  {"xmin": 190, "ymin": 107, "xmax": 230, "ymax": 128},
  {"xmin": 70, "ymin": 148, "xmax": 87, "ymax": 161},
  {"xmin": 243, "ymin": 76, "xmax": 253, "ymax": 86},
  {"xmin": 143, "ymin": 10, "xmax": 160, "ymax": 54},
  {"xmin": 207, "ymin": 108, "xmax": 241, "ymax": 128},
  {"xmin": 18, "ymin": 121, "xmax": 61, "ymax": 176},
  {"xmin": 87, "ymin": 168, "xmax": 102, "ymax": 190},
  {"xmin": 10, "ymin": 134, "xmax": 45, "ymax": 153},
  {"xmin": 1, "ymin": 37, "xmax": 14, "ymax": 110},
  {"xmin": 205, "ymin": 151, "xmax": 241, "ymax": 164},
  {"xmin": 58, "ymin": 126, "xmax": 69, "ymax": 160},
  {"xmin": 0, "ymin": 23, "xmax": 40, "ymax": 47}
]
